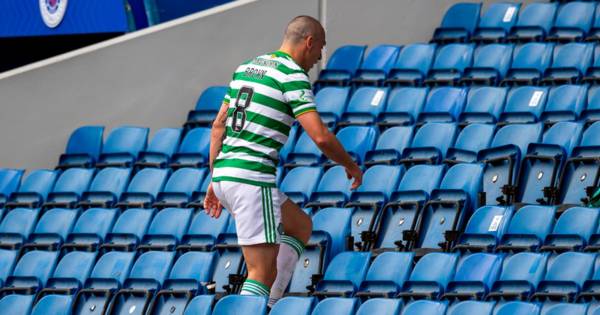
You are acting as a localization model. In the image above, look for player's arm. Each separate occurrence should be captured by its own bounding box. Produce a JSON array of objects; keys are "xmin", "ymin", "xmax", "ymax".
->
[{"xmin": 209, "ymin": 102, "xmax": 230, "ymax": 172}]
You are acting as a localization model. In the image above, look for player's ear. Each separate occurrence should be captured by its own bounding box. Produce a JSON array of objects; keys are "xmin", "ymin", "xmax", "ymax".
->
[{"xmin": 305, "ymin": 35, "xmax": 314, "ymax": 50}]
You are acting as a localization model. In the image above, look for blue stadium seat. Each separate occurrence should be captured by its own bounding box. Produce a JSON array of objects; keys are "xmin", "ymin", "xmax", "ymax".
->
[
  {"xmin": 375, "ymin": 165, "xmax": 445, "ymax": 252},
  {"xmin": 315, "ymin": 45, "xmax": 367, "ymax": 89},
  {"xmin": 78, "ymin": 167, "xmax": 132, "ymax": 208},
  {"xmin": 280, "ymin": 126, "xmax": 299, "ymax": 164},
  {"xmin": 397, "ymin": 252, "xmax": 459, "ymax": 300},
  {"xmin": 531, "ymin": 252, "xmax": 595, "ymax": 302},
  {"xmin": 442, "ymin": 253, "xmax": 503, "ymax": 300},
  {"xmin": 583, "ymin": 46, "xmax": 600, "ymax": 85},
  {"xmin": 5, "ymin": 169, "xmax": 58, "ymax": 209},
  {"xmin": 496, "ymin": 205, "xmax": 556, "ymax": 253},
  {"xmin": 286, "ymin": 131, "xmax": 324, "ymax": 167},
  {"xmin": 177, "ymin": 209, "xmax": 230, "ymax": 251},
  {"xmin": 311, "ymin": 298, "xmax": 359, "ymax": 315},
  {"xmin": 400, "ymin": 123, "xmax": 458, "ymax": 166},
  {"xmin": 487, "ymin": 252, "xmax": 549, "ymax": 301},
  {"xmin": 445, "ymin": 123, "xmax": 495, "ymax": 164},
  {"xmin": 547, "ymin": 2, "xmax": 596, "ymax": 42},
  {"xmin": 184, "ymin": 86, "xmax": 229, "ymax": 128},
  {"xmin": 377, "ymin": 87, "xmax": 428, "ymax": 127},
  {"xmin": 280, "ymin": 167, "xmax": 323, "ymax": 206},
  {"xmin": 0, "ymin": 294, "xmax": 34, "ymax": 315},
  {"xmin": 425, "ymin": 44, "xmax": 475, "ymax": 86},
  {"xmin": 460, "ymin": 44, "xmax": 513, "ymax": 85},
  {"xmin": 400, "ymin": 300, "xmax": 448, "ymax": 315},
  {"xmin": 542, "ymin": 85, "xmax": 588, "ymax": 125},
  {"xmin": 365, "ymin": 126, "xmax": 413, "ymax": 166},
  {"xmin": 62, "ymin": 208, "xmax": 119, "ymax": 251},
  {"xmin": 417, "ymin": 87, "xmax": 467, "ymax": 123},
  {"xmin": 153, "ymin": 168, "xmax": 206, "ymax": 208},
  {"xmin": 0, "ymin": 169, "xmax": 23, "ymax": 208},
  {"xmin": 212, "ymin": 295, "xmax": 267, "ymax": 315},
  {"xmin": 116, "ymin": 168, "xmax": 170, "ymax": 208},
  {"xmin": 96, "ymin": 126, "xmax": 148, "ymax": 168},
  {"xmin": 508, "ymin": 3, "xmax": 559, "ymax": 42},
  {"xmin": 355, "ymin": 298, "xmax": 402, "ymax": 315},
  {"xmin": 37, "ymin": 251, "xmax": 96, "ymax": 297},
  {"xmin": 459, "ymin": 87, "xmax": 507, "ymax": 125},
  {"xmin": 495, "ymin": 302, "xmax": 540, "ymax": 315},
  {"xmin": 472, "ymin": 3, "xmax": 521, "ymax": 43},
  {"xmin": 30, "ymin": 295, "xmax": 72, "ymax": 315},
  {"xmin": 356, "ymin": 252, "xmax": 414, "ymax": 298},
  {"xmin": 447, "ymin": 301, "xmax": 495, "ymax": 315},
  {"xmin": 500, "ymin": 86, "xmax": 548, "ymax": 124},
  {"xmin": 135, "ymin": 128, "xmax": 182, "ymax": 168},
  {"xmin": 502, "ymin": 43, "xmax": 555, "ymax": 86},
  {"xmin": 386, "ymin": 43, "xmax": 436, "ymax": 86},
  {"xmin": 0, "ymin": 249, "xmax": 17, "ymax": 288},
  {"xmin": 101, "ymin": 208, "xmax": 155, "ymax": 251},
  {"xmin": 577, "ymin": 252, "xmax": 600, "ymax": 302},
  {"xmin": 453, "ymin": 205, "xmax": 513, "ymax": 252},
  {"xmin": 0, "ymin": 208, "xmax": 39, "ymax": 249},
  {"xmin": 586, "ymin": 4, "xmax": 600, "ymax": 41},
  {"xmin": 432, "ymin": 2, "xmax": 481, "ymax": 43},
  {"xmin": 305, "ymin": 166, "xmax": 353, "ymax": 209},
  {"xmin": 516, "ymin": 121, "xmax": 583, "ymax": 205},
  {"xmin": 169, "ymin": 127, "xmax": 211, "ymax": 169},
  {"xmin": 542, "ymin": 303, "xmax": 589, "ymax": 315},
  {"xmin": 21, "ymin": 208, "xmax": 78, "ymax": 251},
  {"xmin": 57, "ymin": 126, "xmax": 104, "ymax": 169},
  {"xmin": 186, "ymin": 173, "xmax": 212, "ymax": 209},
  {"xmin": 351, "ymin": 45, "xmax": 401, "ymax": 87},
  {"xmin": 542, "ymin": 43, "xmax": 594, "ymax": 85},
  {"xmin": 478, "ymin": 123, "xmax": 543, "ymax": 205},
  {"xmin": 137, "ymin": 208, "xmax": 193, "ymax": 251},
  {"xmin": 182, "ymin": 295, "xmax": 214, "ymax": 315},
  {"xmin": 332, "ymin": 126, "xmax": 378, "ymax": 165},
  {"xmin": 315, "ymin": 87, "xmax": 351, "ymax": 127},
  {"xmin": 43, "ymin": 168, "xmax": 94, "ymax": 209},
  {"xmin": 339, "ymin": 87, "xmax": 390, "ymax": 126},
  {"xmin": 1, "ymin": 250, "xmax": 59, "ymax": 294},
  {"xmin": 270, "ymin": 297, "xmax": 315, "ymax": 315},
  {"xmin": 314, "ymin": 251, "xmax": 371, "ymax": 298},
  {"xmin": 541, "ymin": 207, "xmax": 599, "ymax": 253},
  {"xmin": 211, "ymin": 239, "xmax": 245, "ymax": 295}
]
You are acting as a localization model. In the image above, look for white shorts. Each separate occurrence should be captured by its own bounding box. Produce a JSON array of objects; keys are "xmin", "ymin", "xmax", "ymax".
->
[{"xmin": 212, "ymin": 181, "xmax": 288, "ymax": 245}]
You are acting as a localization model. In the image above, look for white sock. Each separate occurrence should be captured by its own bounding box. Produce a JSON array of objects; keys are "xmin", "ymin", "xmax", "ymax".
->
[
  {"xmin": 268, "ymin": 235, "xmax": 305, "ymax": 307},
  {"xmin": 240, "ymin": 279, "xmax": 270, "ymax": 296}
]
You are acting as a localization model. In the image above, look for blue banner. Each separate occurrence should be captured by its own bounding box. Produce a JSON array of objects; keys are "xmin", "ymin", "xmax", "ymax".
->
[{"xmin": 0, "ymin": 0, "xmax": 129, "ymax": 37}]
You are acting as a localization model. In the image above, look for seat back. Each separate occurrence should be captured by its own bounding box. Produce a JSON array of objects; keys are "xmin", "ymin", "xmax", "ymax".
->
[
  {"xmin": 542, "ymin": 303, "xmax": 588, "ymax": 315},
  {"xmin": 144, "ymin": 128, "xmax": 182, "ymax": 156},
  {"xmin": 211, "ymin": 295, "xmax": 268, "ymax": 315},
  {"xmin": 495, "ymin": 302, "xmax": 540, "ymax": 315},
  {"xmin": 194, "ymin": 86, "xmax": 229, "ymax": 111},
  {"xmin": 510, "ymin": 43, "xmax": 554, "ymax": 74},
  {"xmin": 280, "ymin": 167, "xmax": 323, "ymax": 202},
  {"xmin": 363, "ymin": 252, "xmax": 414, "ymax": 289},
  {"xmin": 162, "ymin": 168, "xmax": 206, "ymax": 197},
  {"xmin": 392, "ymin": 44, "xmax": 436, "ymax": 77},
  {"xmin": 87, "ymin": 251, "xmax": 136, "ymax": 288},
  {"xmin": 431, "ymin": 44, "xmax": 474, "ymax": 73},
  {"xmin": 69, "ymin": 208, "xmax": 119, "ymax": 243},
  {"xmin": 126, "ymin": 251, "xmax": 176, "ymax": 288},
  {"xmin": 502, "ymin": 86, "xmax": 548, "ymax": 124},
  {"xmin": 419, "ymin": 87, "xmax": 467, "ymax": 123},
  {"xmin": 145, "ymin": 208, "xmax": 193, "ymax": 243},
  {"xmin": 356, "ymin": 165, "xmax": 402, "ymax": 200},
  {"xmin": 183, "ymin": 295, "xmax": 214, "ymax": 315},
  {"xmin": 102, "ymin": 126, "xmax": 148, "ymax": 157},
  {"xmin": 64, "ymin": 126, "xmax": 104, "ymax": 161},
  {"xmin": 17, "ymin": 169, "xmax": 58, "ymax": 199},
  {"xmin": 550, "ymin": 43, "xmax": 594, "ymax": 75},
  {"xmin": 373, "ymin": 126, "xmax": 413, "ymax": 152},
  {"xmin": 495, "ymin": 252, "xmax": 548, "ymax": 293},
  {"xmin": 31, "ymin": 208, "xmax": 78, "ymax": 242},
  {"xmin": 124, "ymin": 168, "xmax": 170, "ymax": 200},
  {"xmin": 447, "ymin": 301, "xmax": 495, "ymax": 315},
  {"xmin": 269, "ymin": 297, "xmax": 316, "ymax": 315},
  {"xmin": 552, "ymin": 2, "xmax": 595, "ymax": 34},
  {"xmin": 345, "ymin": 87, "xmax": 390, "ymax": 118},
  {"xmin": 177, "ymin": 127, "xmax": 211, "ymax": 155},
  {"xmin": 477, "ymin": 3, "xmax": 521, "ymax": 31},
  {"xmin": 315, "ymin": 166, "xmax": 353, "ymax": 197},
  {"xmin": 323, "ymin": 45, "xmax": 366, "ymax": 75},
  {"xmin": 503, "ymin": 205, "xmax": 556, "ymax": 246},
  {"xmin": 408, "ymin": 122, "xmax": 457, "ymax": 158},
  {"xmin": 400, "ymin": 300, "xmax": 448, "ymax": 315},
  {"xmin": 543, "ymin": 85, "xmax": 588, "ymax": 123},
  {"xmin": 167, "ymin": 251, "xmax": 217, "ymax": 286},
  {"xmin": 439, "ymin": 3, "xmax": 481, "ymax": 34},
  {"xmin": 315, "ymin": 87, "xmax": 351, "ymax": 120},
  {"xmin": 396, "ymin": 164, "xmax": 445, "ymax": 197},
  {"xmin": 408, "ymin": 253, "xmax": 459, "ymax": 288},
  {"xmin": 0, "ymin": 208, "xmax": 38, "ymax": 239},
  {"xmin": 311, "ymin": 298, "xmax": 359, "ymax": 315},
  {"xmin": 86, "ymin": 167, "xmax": 132, "ymax": 197},
  {"xmin": 10, "ymin": 250, "xmax": 59, "ymax": 287},
  {"xmin": 461, "ymin": 87, "xmax": 507, "ymax": 123},
  {"xmin": 51, "ymin": 168, "xmax": 94, "ymax": 197},
  {"xmin": 472, "ymin": 44, "xmax": 513, "ymax": 75},
  {"xmin": 384, "ymin": 87, "xmax": 428, "ymax": 124},
  {"xmin": 322, "ymin": 252, "xmax": 371, "ymax": 289},
  {"xmin": 49, "ymin": 251, "xmax": 96, "ymax": 288},
  {"xmin": 514, "ymin": 3, "xmax": 558, "ymax": 33},
  {"xmin": 355, "ymin": 298, "xmax": 402, "ymax": 315},
  {"xmin": 359, "ymin": 45, "xmax": 401, "ymax": 74}
]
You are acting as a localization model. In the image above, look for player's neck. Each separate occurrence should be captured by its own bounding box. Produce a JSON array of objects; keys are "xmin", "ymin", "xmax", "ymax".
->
[{"xmin": 278, "ymin": 45, "xmax": 307, "ymax": 72}]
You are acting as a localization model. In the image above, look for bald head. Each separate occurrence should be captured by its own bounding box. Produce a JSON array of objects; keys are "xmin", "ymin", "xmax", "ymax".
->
[
  {"xmin": 279, "ymin": 16, "xmax": 326, "ymax": 72},
  {"xmin": 283, "ymin": 15, "xmax": 325, "ymax": 44}
]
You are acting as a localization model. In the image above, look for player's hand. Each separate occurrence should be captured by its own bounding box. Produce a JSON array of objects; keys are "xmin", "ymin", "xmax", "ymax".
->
[
  {"xmin": 204, "ymin": 183, "xmax": 223, "ymax": 218},
  {"xmin": 345, "ymin": 163, "xmax": 363, "ymax": 190}
]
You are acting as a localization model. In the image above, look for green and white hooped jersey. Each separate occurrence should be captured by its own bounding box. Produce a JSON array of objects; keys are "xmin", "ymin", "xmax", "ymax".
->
[{"xmin": 212, "ymin": 51, "xmax": 317, "ymax": 187}]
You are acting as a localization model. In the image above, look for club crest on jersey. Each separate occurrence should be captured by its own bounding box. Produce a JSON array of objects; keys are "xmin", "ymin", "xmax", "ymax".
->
[{"xmin": 39, "ymin": 0, "xmax": 68, "ymax": 28}]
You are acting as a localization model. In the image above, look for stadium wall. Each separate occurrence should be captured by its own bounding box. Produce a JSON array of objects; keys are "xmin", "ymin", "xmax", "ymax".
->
[{"xmin": 0, "ymin": 0, "xmax": 532, "ymax": 169}]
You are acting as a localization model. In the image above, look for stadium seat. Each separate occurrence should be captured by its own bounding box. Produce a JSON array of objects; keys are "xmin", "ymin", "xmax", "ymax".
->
[
  {"xmin": 315, "ymin": 87, "xmax": 351, "ymax": 127},
  {"xmin": 502, "ymin": 43, "xmax": 554, "ymax": 86},
  {"xmin": 459, "ymin": 87, "xmax": 507, "ymax": 125},
  {"xmin": 177, "ymin": 209, "xmax": 230, "ymax": 251},
  {"xmin": 57, "ymin": 126, "xmax": 104, "ymax": 169},
  {"xmin": 182, "ymin": 295, "xmax": 214, "ymax": 315},
  {"xmin": 400, "ymin": 300, "xmax": 447, "ymax": 315},
  {"xmin": 356, "ymin": 252, "xmax": 414, "ymax": 298},
  {"xmin": 542, "ymin": 85, "xmax": 588, "ymax": 125},
  {"xmin": 453, "ymin": 205, "xmax": 513, "ymax": 252},
  {"xmin": 21, "ymin": 208, "xmax": 78, "ymax": 251},
  {"xmin": 1, "ymin": 250, "xmax": 59, "ymax": 294},
  {"xmin": 134, "ymin": 128, "xmax": 182, "ymax": 168},
  {"xmin": 286, "ymin": 130, "xmax": 324, "ymax": 167},
  {"xmin": 425, "ymin": 44, "xmax": 475, "ymax": 86},
  {"xmin": 500, "ymin": 86, "xmax": 548, "ymax": 124},
  {"xmin": 516, "ymin": 121, "xmax": 583, "ymax": 205},
  {"xmin": 0, "ymin": 294, "xmax": 34, "ymax": 315},
  {"xmin": 374, "ymin": 165, "xmax": 445, "ymax": 252},
  {"xmin": 487, "ymin": 252, "xmax": 549, "ymax": 301},
  {"xmin": 0, "ymin": 169, "xmax": 23, "ymax": 208},
  {"xmin": 270, "ymin": 297, "xmax": 316, "ymax": 315},
  {"xmin": 385, "ymin": 43, "xmax": 436, "ymax": 86},
  {"xmin": 541, "ymin": 207, "xmax": 599, "ymax": 253},
  {"xmin": 351, "ymin": 45, "xmax": 401, "ymax": 87},
  {"xmin": 101, "ymin": 208, "xmax": 155, "ymax": 251},
  {"xmin": 583, "ymin": 46, "xmax": 600, "ymax": 85},
  {"xmin": 280, "ymin": 166, "xmax": 323, "ymax": 206},
  {"xmin": 339, "ymin": 87, "xmax": 390, "ymax": 126},
  {"xmin": 137, "ymin": 208, "xmax": 193, "ymax": 251},
  {"xmin": 472, "ymin": 3, "xmax": 521, "ymax": 43},
  {"xmin": 95, "ymin": 126, "xmax": 148, "ymax": 168},
  {"xmin": 586, "ymin": 3, "xmax": 600, "ymax": 41},
  {"xmin": 397, "ymin": 253, "xmax": 458, "ymax": 300},
  {"xmin": 0, "ymin": 249, "xmax": 17, "ymax": 287},
  {"xmin": 169, "ymin": 127, "xmax": 211, "ymax": 169},
  {"xmin": 153, "ymin": 168, "xmax": 206, "ymax": 208},
  {"xmin": 355, "ymin": 298, "xmax": 402, "ymax": 315},
  {"xmin": 531, "ymin": 252, "xmax": 595, "ymax": 302},
  {"xmin": 0, "ymin": 208, "xmax": 39, "ymax": 249},
  {"xmin": 547, "ymin": 2, "xmax": 596, "ymax": 42},
  {"xmin": 305, "ymin": 166, "xmax": 353, "ymax": 209},
  {"xmin": 311, "ymin": 298, "xmax": 359, "ymax": 315},
  {"xmin": 377, "ymin": 87, "xmax": 428, "ymax": 127},
  {"xmin": 313, "ymin": 251, "xmax": 371, "ymax": 298},
  {"xmin": 494, "ymin": 302, "xmax": 540, "ymax": 315},
  {"xmin": 37, "ymin": 251, "xmax": 96, "ymax": 297},
  {"xmin": 400, "ymin": 123, "xmax": 457, "ymax": 166},
  {"xmin": 5, "ymin": 169, "xmax": 58, "ymax": 209},
  {"xmin": 442, "ymin": 253, "xmax": 503, "ymax": 300},
  {"xmin": 431, "ymin": 2, "xmax": 481, "ymax": 43},
  {"xmin": 115, "ymin": 168, "xmax": 169, "ymax": 208},
  {"xmin": 30, "ymin": 295, "xmax": 72, "ymax": 315},
  {"xmin": 280, "ymin": 125, "xmax": 299, "ymax": 164},
  {"xmin": 445, "ymin": 123, "xmax": 495, "ymax": 164},
  {"xmin": 542, "ymin": 43, "xmax": 594, "ymax": 85},
  {"xmin": 43, "ymin": 168, "xmax": 94, "ymax": 209},
  {"xmin": 184, "ymin": 86, "xmax": 229, "ymax": 128},
  {"xmin": 364, "ymin": 126, "xmax": 413, "ymax": 166},
  {"xmin": 78, "ymin": 167, "xmax": 132, "ymax": 208},
  {"xmin": 61, "ymin": 208, "xmax": 119, "ymax": 251},
  {"xmin": 211, "ymin": 295, "xmax": 267, "ymax": 315},
  {"xmin": 416, "ymin": 87, "xmax": 467, "ymax": 124},
  {"xmin": 496, "ymin": 205, "xmax": 556, "ymax": 253},
  {"xmin": 478, "ymin": 123, "xmax": 543, "ymax": 205},
  {"xmin": 186, "ymin": 173, "xmax": 212, "ymax": 209},
  {"xmin": 541, "ymin": 303, "xmax": 588, "ymax": 315},
  {"xmin": 211, "ymin": 241, "xmax": 245, "ymax": 295},
  {"xmin": 460, "ymin": 44, "xmax": 513, "ymax": 85},
  {"xmin": 331, "ymin": 126, "xmax": 377, "ymax": 165},
  {"xmin": 315, "ymin": 45, "xmax": 367, "ymax": 89},
  {"xmin": 446, "ymin": 301, "xmax": 495, "ymax": 315},
  {"xmin": 508, "ymin": 3, "xmax": 559, "ymax": 42}
]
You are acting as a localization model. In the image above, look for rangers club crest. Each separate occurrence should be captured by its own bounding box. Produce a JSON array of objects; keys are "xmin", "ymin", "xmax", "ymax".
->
[{"xmin": 39, "ymin": 0, "xmax": 68, "ymax": 28}]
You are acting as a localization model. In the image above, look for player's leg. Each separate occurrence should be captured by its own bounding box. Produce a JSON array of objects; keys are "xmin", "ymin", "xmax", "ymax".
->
[{"xmin": 240, "ymin": 244, "xmax": 279, "ymax": 296}]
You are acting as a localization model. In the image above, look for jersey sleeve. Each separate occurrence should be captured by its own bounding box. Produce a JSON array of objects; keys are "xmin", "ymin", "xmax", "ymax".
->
[
  {"xmin": 281, "ymin": 72, "xmax": 317, "ymax": 118},
  {"xmin": 223, "ymin": 86, "xmax": 232, "ymax": 105}
]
